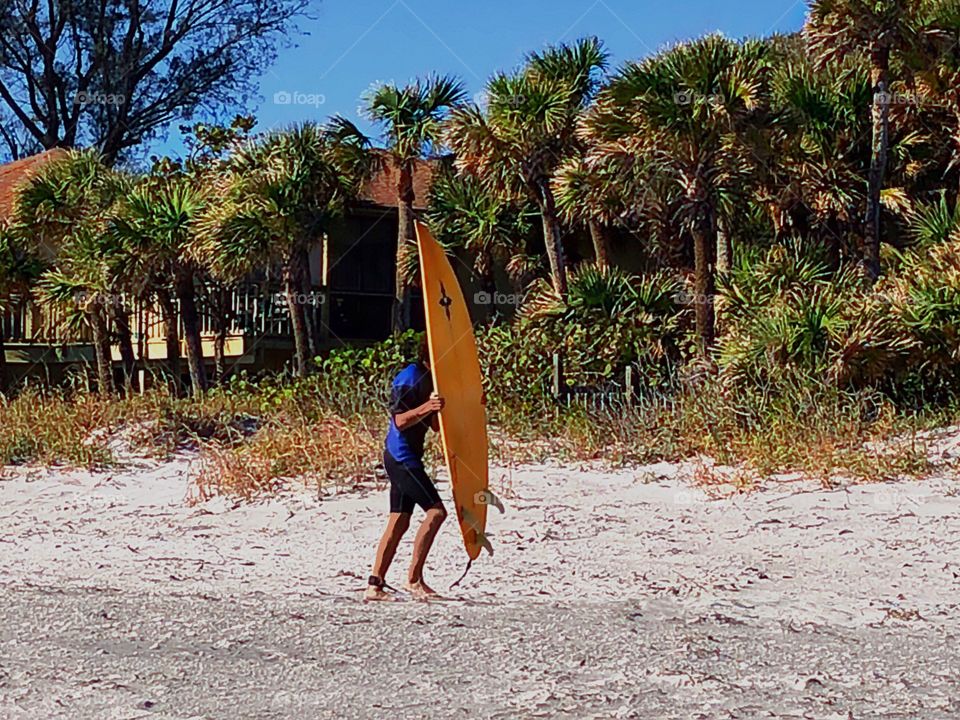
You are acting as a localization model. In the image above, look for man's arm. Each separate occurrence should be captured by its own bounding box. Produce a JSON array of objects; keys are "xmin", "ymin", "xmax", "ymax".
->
[{"xmin": 394, "ymin": 394, "xmax": 444, "ymax": 431}]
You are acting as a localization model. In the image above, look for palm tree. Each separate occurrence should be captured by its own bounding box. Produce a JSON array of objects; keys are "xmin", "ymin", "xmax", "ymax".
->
[
  {"xmin": 584, "ymin": 35, "xmax": 769, "ymax": 352},
  {"xmin": 806, "ymin": 0, "xmax": 957, "ymax": 279},
  {"xmin": 110, "ymin": 176, "xmax": 210, "ymax": 395},
  {"xmin": 911, "ymin": 6, "xmax": 960, "ymax": 196},
  {"xmin": 553, "ymin": 153, "xmax": 634, "ymax": 268},
  {"xmin": 13, "ymin": 151, "xmax": 131, "ymax": 394},
  {"xmin": 765, "ymin": 41, "xmax": 873, "ymax": 262},
  {"xmin": 364, "ymin": 76, "xmax": 467, "ymax": 331},
  {"xmin": 0, "ymin": 223, "xmax": 44, "ymax": 393},
  {"xmin": 445, "ymin": 37, "xmax": 609, "ymax": 295},
  {"xmin": 38, "ymin": 229, "xmax": 129, "ymax": 396},
  {"xmin": 149, "ymin": 115, "xmax": 258, "ymax": 387},
  {"xmin": 197, "ymin": 121, "xmax": 372, "ymax": 377},
  {"xmin": 425, "ymin": 164, "xmax": 535, "ymax": 302}
]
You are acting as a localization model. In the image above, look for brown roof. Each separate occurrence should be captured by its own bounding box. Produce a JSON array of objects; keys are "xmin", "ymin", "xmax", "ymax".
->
[
  {"xmin": 0, "ymin": 148, "xmax": 70, "ymax": 221},
  {"xmin": 0, "ymin": 148, "xmax": 437, "ymax": 218},
  {"xmin": 359, "ymin": 154, "xmax": 437, "ymax": 209}
]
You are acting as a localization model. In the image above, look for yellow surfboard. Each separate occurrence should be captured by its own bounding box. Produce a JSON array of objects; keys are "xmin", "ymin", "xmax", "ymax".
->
[{"xmin": 415, "ymin": 221, "xmax": 490, "ymax": 560}]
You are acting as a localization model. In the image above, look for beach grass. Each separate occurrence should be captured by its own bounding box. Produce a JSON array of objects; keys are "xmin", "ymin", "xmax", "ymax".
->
[{"xmin": 2, "ymin": 372, "xmax": 942, "ymax": 499}]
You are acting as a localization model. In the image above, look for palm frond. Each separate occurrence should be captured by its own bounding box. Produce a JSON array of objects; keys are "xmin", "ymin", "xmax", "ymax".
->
[
  {"xmin": 907, "ymin": 192, "xmax": 960, "ymax": 246},
  {"xmin": 364, "ymin": 75, "xmax": 467, "ymax": 161}
]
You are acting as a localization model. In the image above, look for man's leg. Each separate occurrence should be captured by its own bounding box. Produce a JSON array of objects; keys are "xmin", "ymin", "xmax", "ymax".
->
[
  {"xmin": 407, "ymin": 502, "xmax": 447, "ymax": 597},
  {"xmin": 365, "ymin": 512, "xmax": 410, "ymax": 601}
]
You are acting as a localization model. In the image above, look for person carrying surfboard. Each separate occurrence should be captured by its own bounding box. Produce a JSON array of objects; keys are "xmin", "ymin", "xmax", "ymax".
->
[{"xmin": 366, "ymin": 338, "xmax": 447, "ymax": 601}]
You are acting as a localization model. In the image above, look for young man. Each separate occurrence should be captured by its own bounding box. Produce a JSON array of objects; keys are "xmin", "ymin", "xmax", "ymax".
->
[{"xmin": 365, "ymin": 341, "xmax": 447, "ymax": 601}]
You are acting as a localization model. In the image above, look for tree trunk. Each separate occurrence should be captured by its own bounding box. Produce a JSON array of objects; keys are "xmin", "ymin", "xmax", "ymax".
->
[
  {"xmin": 691, "ymin": 220, "xmax": 716, "ymax": 353},
  {"xmin": 297, "ymin": 247, "xmax": 319, "ymax": 358},
  {"xmin": 111, "ymin": 302, "xmax": 138, "ymax": 394},
  {"xmin": 535, "ymin": 179, "xmax": 568, "ymax": 295},
  {"xmin": 156, "ymin": 287, "xmax": 181, "ymax": 392},
  {"xmin": 716, "ymin": 215, "xmax": 732, "ymax": 275},
  {"xmin": 588, "ymin": 220, "xmax": 612, "ymax": 268},
  {"xmin": 89, "ymin": 305, "xmax": 115, "ymax": 395},
  {"xmin": 954, "ymin": 106, "xmax": 960, "ymax": 199},
  {"xmin": 175, "ymin": 269, "xmax": 207, "ymax": 395},
  {"xmin": 214, "ymin": 327, "xmax": 226, "ymax": 383},
  {"xmin": 476, "ymin": 248, "xmax": 499, "ymax": 319},
  {"xmin": 283, "ymin": 254, "xmax": 310, "ymax": 377},
  {"xmin": 212, "ymin": 285, "xmax": 228, "ymax": 384},
  {"xmin": 0, "ymin": 320, "xmax": 7, "ymax": 395},
  {"xmin": 393, "ymin": 160, "xmax": 416, "ymax": 333},
  {"xmin": 865, "ymin": 46, "xmax": 891, "ymax": 282}
]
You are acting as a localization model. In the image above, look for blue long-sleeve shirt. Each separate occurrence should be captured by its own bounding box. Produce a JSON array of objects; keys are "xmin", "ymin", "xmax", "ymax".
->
[{"xmin": 384, "ymin": 363, "xmax": 434, "ymax": 468}]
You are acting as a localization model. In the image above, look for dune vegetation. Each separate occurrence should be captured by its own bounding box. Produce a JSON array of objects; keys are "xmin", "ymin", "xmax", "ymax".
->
[{"xmin": 2, "ymin": 2, "xmax": 960, "ymax": 495}]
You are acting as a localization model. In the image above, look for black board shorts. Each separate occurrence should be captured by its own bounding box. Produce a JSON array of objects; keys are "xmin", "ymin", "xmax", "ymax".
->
[{"xmin": 383, "ymin": 451, "xmax": 443, "ymax": 514}]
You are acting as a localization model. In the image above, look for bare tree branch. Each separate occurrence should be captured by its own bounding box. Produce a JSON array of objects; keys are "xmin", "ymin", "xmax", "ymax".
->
[{"xmin": 0, "ymin": 0, "xmax": 313, "ymax": 164}]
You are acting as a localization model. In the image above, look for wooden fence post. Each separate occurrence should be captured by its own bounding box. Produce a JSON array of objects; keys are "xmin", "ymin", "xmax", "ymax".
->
[
  {"xmin": 624, "ymin": 365, "xmax": 634, "ymax": 408},
  {"xmin": 552, "ymin": 352, "xmax": 564, "ymax": 401}
]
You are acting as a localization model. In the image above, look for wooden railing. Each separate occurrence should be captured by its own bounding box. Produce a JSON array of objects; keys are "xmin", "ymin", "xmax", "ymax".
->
[
  {"xmin": 0, "ymin": 283, "xmax": 398, "ymax": 348},
  {"xmin": 201, "ymin": 284, "xmax": 295, "ymax": 338},
  {"xmin": 1, "ymin": 284, "xmax": 297, "ymax": 345},
  {"xmin": 1, "ymin": 298, "xmax": 93, "ymax": 343}
]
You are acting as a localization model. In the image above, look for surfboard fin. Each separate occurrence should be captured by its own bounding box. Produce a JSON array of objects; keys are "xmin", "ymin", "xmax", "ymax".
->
[
  {"xmin": 461, "ymin": 507, "xmax": 494, "ymax": 557},
  {"xmin": 477, "ymin": 532, "xmax": 494, "ymax": 557}
]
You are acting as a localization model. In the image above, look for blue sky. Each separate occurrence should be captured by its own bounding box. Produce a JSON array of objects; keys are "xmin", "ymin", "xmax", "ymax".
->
[{"xmin": 170, "ymin": 0, "xmax": 808, "ymax": 155}]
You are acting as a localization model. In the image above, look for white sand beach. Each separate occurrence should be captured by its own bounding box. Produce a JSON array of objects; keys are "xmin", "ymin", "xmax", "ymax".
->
[{"xmin": 2, "ymin": 445, "xmax": 960, "ymax": 718}]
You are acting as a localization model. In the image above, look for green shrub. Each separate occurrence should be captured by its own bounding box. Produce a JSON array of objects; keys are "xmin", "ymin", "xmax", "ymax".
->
[
  {"xmin": 891, "ymin": 240, "xmax": 960, "ymax": 388},
  {"xmin": 716, "ymin": 244, "xmax": 932, "ymax": 392},
  {"xmin": 515, "ymin": 265, "xmax": 688, "ymax": 387}
]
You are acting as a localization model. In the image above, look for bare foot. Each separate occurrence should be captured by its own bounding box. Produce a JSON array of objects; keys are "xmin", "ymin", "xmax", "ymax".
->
[
  {"xmin": 363, "ymin": 585, "xmax": 396, "ymax": 602},
  {"xmin": 405, "ymin": 580, "xmax": 438, "ymax": 600}
]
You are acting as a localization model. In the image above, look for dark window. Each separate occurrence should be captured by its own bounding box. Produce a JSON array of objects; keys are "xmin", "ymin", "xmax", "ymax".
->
[
  {"xmin": 330, "ymin": 294, "xmax": 393, "ymax": 340},
  {"xmin": 328, "ymin": 211, "xmax": 396, "ymax": 295},
  {"xmin": 326, "ymin": 210, "xmax": 426, "ymax": 340}
]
